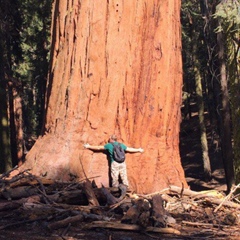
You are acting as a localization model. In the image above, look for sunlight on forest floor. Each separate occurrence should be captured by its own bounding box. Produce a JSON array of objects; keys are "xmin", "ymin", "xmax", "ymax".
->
[{"xmin": 180, "ymin": 106, "xmax": 226, "ymax": 193}]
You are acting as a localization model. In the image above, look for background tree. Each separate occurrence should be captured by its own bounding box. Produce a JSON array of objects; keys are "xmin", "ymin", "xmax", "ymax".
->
[
  {"xmin": 0, "ymin": 0, "xmax": 52, "ymax": 171},
  {"xmin": 16, "ymin": 0, "xmax": 52, "ymax": 152},
  {"xmin": 181, "ymin": 0, "xmax": 213, "ymax": 181},
  {"xmin": 0, "ymin": 45, "xmax": 12, "ymax": 172},
  {"xmin": 214, "ymin": 0, "xmax": 240, "ymax": 186},
  {"xmin": 181, "ymin": 0, "xmax": 240, "ymax": 192},
  {"xmin": 0, "ymin": 0, "xmax": 22, "ymax": 171},
  {"xmin": 17, "ymin": 0, "xmax": 187, "ymax": 194}
]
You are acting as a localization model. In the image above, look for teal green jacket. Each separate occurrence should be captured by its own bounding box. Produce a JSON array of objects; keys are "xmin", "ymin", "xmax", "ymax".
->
[{"xmin": 104, "ymin": 141, "xmax": 127, "ymax": 163}]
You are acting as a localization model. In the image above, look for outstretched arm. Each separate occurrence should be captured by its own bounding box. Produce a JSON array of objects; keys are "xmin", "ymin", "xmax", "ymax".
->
[
  {"xmin": 126, "ymin": 147, "xmax": 144, "ymax": 153},
  {"xmin": 84, "ymin": 143, "xmax": 105, "ymax": 151}
]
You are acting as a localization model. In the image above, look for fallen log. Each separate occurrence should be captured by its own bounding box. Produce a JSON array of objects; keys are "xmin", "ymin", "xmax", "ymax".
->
[
  {"xmin": 1, "ymin": 186, "xmax": 39, "ymax": 200},
  {"xmin": 8, "ymin": 177, "xmax": 54, "ymax": 188},
  {"xmin": 169, "ymin": 185, "xmax": 224, "ymax": 198},
  {"xmin": 214, "ymin": 183, "xmax": 240, "ymax": 212},
  {"xmin": 83, "ymin": 180, "xmax": 100, "ymax": 206},
  {"xmin": 169, "ymin": 185, "xmax": 240, "ymax": 209},
  {"xmin": 152, "ymin": 194, "xmax": 168, "ymax": 227},
  {"xmin": 0, "ymin": 216, "xmax": 47, "ymax": 230},
  {"xmin": 0, "ymin": 198, "xmax": 26, "ymax": 211},
  {"xmin": 48, "ymin": 212, "xmax": 111, "ymax": 230},
  {"xmin": 205, "ymin": 197, "xmax": 240, "ymax": 209},
  {"xmin": 49, "ymin": 202, "xmax": 105, "ymax": 214},
  {"xmin": 84, "ymin": 221, "xmax": 181, "ymax": 235},
  {"xmin": 48, "ymin": 213, "xmax": 85, "ymax": 230},
  {"xmin": 121, "ymin": 198, "xmax": 151, "ymax": 228},
  {"xmin": 101, "ymin": 186, "xmax": 119, "ymax": 205},
  {"xmin": 47, "ymin": 190, "xmax": 88, "ymax": 205}
]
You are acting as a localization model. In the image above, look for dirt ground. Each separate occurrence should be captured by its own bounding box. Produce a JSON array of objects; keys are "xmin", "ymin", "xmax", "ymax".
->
[{"xmin": 0, "ymin": 112, "xmax": 239, "ymax": 240}]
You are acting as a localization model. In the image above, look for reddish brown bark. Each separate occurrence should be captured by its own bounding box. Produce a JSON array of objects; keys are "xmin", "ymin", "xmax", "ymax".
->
[
  {"xmin": 8, "ymin": 79, "xmax": 24, "ymax": 166},
  {"xmin": 17, "ymin": 0, "xmax": 187, "ymax": 194}
]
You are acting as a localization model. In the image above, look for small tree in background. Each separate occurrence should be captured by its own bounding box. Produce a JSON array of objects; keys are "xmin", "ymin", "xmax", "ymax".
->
[
  {"xmin": 0, "ymin": 0, "xmax": 52, "ymax": 171},
  {"xmin": 214, "ymin": 0, "xmax": 240, "ymax": 186}
]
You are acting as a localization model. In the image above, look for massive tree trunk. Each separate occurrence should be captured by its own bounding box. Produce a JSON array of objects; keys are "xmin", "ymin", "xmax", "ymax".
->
[{"xmin": 17, "ymin": 0, "xmax": 187, "ymax": 194}]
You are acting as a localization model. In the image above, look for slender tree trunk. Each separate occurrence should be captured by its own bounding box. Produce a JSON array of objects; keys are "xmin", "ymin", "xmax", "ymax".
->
[
  {"xmin": 8, "ymin": 84, "xmax": 18, "ymax": 167},
  {"xmin": 18, "ymin": 0, "xmax": 187, "ymax": 194},
  {"xmin": 228, "ymin": 29, "xmax": 240, "ymax": 183},
  {"xmin": 0, "ymin": 41, "xmax": 12, "ymax": 172},
  {"xmin": 8, "ymin": 80, "xmax": 24, "ymax": 166},
  {"xmin": 231, "ymin": 64, "xmax": 240, "ymax": 184},
  {"xmin": 217, "ymin": 30, "xmax": 234, "ymax": 192},
  {"xmin": 192, "ymin": 29, "xmax": 212, "ymax": 181},
  {"xmin": 199, "ymin": 0, "xmax": 219, "ymax": 131}
]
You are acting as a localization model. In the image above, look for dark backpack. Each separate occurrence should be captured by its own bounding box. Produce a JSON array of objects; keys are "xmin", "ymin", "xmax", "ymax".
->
[{"xmin": 111, "ymin": 143, "xmax": 125, "ymax": 163}]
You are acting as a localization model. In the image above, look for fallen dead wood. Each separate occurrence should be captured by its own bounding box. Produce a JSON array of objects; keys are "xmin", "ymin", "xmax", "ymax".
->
[
  {"xmin": 51, "ymin": 202, "xmax": 106, "ymax": 213},
  {"xmin": 214, "ymin": 183, "xmax": 240, "ymax": 212},
  {"xmin": 0, "ymin": 166, "xmax": 20, "ymax": 180},
  {"xmin": 0, "ymin": 198, "xmax": 27, "ymax": 211},
  {"xmin": 0, "ymin": 216, "xmax": 47, "ymax": 230},
  {"xmin": 83, "ymin": 180, "xmax": 100, "ymax": 206},
  {"xmin": 0, "ymin": 195, "xmax": 41, "ymax": 211},
  {"xmin": 48, "ymin": 213, "xmax": 85, "ymax": 230},
  {"xmin": 0, "ymin": 169, "xmax": 32, "ymax": 185},
  {"xmin": 0, "ymin": 171, "xmax": 240, "ymax": 239},
  {"xmin": 121, "ymin": 198, "xmax": 151, "ymax": 227},
  {"xmin": 169, "ymin": 185, "xmax": 240, "ymax": 209},
  {"xmin": 7, "ymin": 177, "xmax": 54, "ymax": 188},
  {"xmin": 84, "ymin": 220, "xmax": 181, "ymax": 235},
  {"xmin": 205, "ymin": 197, "xmax": 240, "ymax": 209},
  {"xmin": 169, "ymin": 185, "xmax": 224, "ymax": 198},
  {"xmin": 1, "ymin": 186, "xmax": 39, "ymax": 200},
  {"xmin": 182, "ymin": 220, "xmax": 226, "ymax": 228},
  {"xmin": 48, "ymin": 212, "xmax": 112, "ymax": 230},
  {"xmin": 101, "ymin": 185, "xmax": 119, "ymax": 205},
  {"xmin": 152, "ymin": 194, "xmax": 168, "ymax": 227}
]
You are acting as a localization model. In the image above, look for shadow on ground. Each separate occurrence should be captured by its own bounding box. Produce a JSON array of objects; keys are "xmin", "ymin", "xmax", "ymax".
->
[{"xmin": 180, "ymin": 112, "xmax": 227, "ymax": 193}]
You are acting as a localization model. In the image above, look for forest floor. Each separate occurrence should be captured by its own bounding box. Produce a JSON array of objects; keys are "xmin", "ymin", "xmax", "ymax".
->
[{"xmin": 0, "ymin": 108, "xmax": 239, "ymax": 240}]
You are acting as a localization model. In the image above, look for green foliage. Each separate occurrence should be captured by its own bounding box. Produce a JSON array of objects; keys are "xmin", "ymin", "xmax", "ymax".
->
[
  {"xmin": 214, "ymin": 0, "xmax": 239, "ymax": 62},
  {"xmin": 16, "ymin": 0, "xmax": 52, "ymax": 137},
  {"xmin": 214, "ymin": 0, "xmax": 240, "ymax": 27},
  {"xmin": 181, "ymin": 1, "xmax": 209, "ymax": 96},
  {"xmin": 0, "ymin": 0, "xmax": 52, "ymax": 168}
]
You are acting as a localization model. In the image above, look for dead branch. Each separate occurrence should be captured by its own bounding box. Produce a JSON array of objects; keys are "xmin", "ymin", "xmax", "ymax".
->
[
  {"xmin": 1, "ymin": 186, "xmax": 39, "ymax": 200},
  {"xmin": 48, "ymin": 213, "xmax": 85, "ymax": 230},
  {"xmin": 0, "ymin": 198, "xmax": 29, "ymax": 211},
  {"xmin": 84, "ymin": 221, "xmax": 181, "ymax": 235},
  {"xmin": 0, "ymin": 216, "xmax": 47, "ymax": 230},
  {"xmin": 101, "ymin": 185, "xmax": 119, "ymax": 205},
  {"xmin": 214, "ymin": 183, "xmax": 240, "ymax": 212},
  {"xmin": 0, "ymin": 166, "xmax": 19, "ymax": 179},
  {"xmin": 182, "ymin": 220, "xmax": 225, "ymax": 228},
  {"xmin": 83, "ymin": 180, "xmax": 100, "ymax": 206},
  {"xmin": 169, "ymin": 185, "xmax": 240, "ymax": 209},
  {"xmin": 48, "ymin": 212, "xmax": 111, "ymax": 230}
]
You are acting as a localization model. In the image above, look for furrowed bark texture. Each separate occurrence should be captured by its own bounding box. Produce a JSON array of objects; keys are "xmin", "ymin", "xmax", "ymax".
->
[{"xmin": 19, "ymin": 0, "xmax": 187, "ymax": 194}]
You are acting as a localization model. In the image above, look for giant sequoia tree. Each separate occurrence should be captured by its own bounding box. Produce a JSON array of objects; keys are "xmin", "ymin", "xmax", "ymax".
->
[{"xmin": 18, "ymin": 0, "xmax": 187, "ymax": 194}]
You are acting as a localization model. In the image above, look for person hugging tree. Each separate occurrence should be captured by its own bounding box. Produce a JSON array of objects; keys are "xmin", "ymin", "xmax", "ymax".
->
[{"xmin": 84, "ymin": 134, "xmax": 144, "ymax": 188}]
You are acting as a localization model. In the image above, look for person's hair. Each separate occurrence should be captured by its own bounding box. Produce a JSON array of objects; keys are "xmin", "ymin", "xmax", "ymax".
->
[{"xmin": 110, "ymin": 134, "xmax": 117, "ymax": 141}]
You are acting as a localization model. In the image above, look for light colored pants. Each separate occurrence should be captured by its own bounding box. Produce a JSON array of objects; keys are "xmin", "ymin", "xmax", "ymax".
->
[{"xmin": 111, "ymin": 161, "xmax": 129, "ymax": 187}]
